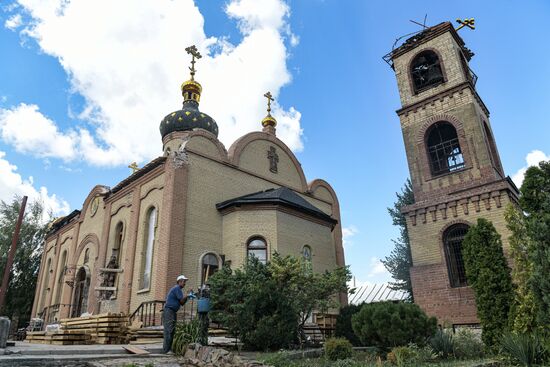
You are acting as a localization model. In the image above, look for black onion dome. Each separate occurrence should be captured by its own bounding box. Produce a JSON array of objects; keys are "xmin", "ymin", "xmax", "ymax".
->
[{"xmin": 159, "ymin": 99, "xmax": 218, "ymax": 138}]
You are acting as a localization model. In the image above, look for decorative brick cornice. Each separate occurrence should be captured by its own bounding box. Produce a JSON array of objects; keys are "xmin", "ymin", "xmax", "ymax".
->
[
  {"xmin": 396, "ymin": 82, "xmax": 490, "ymax": 117},
  {"xmin": 402, "ymin": 178, "xmax": 518, "ymax": 226}
]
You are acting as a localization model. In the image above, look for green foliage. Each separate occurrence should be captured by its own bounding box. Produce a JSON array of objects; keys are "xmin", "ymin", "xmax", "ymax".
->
[
  {"xmin": 452, "ymin": 328, "xmax": 484, "ymax": 360},
  {"xmin": 382, "ymin": 180, "xmax": 415, "ymax": 301},
  {"xmin": 172, "ymin": 319, "xmax": 201, "ymax": 356},
  {"xmin": 209, "ymin": 254, "xmax": 350, "ymax": 350},
  {"xmin": 351, "ymin": 301, "xmax": 436, "ymax": 349},
  {"xmin": 429, "ymin": 329, "xmax": 454, "ymax": 359},
  {"xmin": 324, "ymin": 337, "xmax": 353, "ymax": 361},
  {"xmin": 520, "ymin": 161, "xmax": 550, "ymax": 330},
  {"xmin": 500, "ymin": 332, "xmax": 548, "ymax": 367},
  {"xmin": 505, "ymin": 204, "xmax": 538, "ymax": 334},
  {"xmin": 391, "ymin": 345, "xmax": 419, "ymax": 366},
  {"xmin": 462, "ymin": 218, "xmax": 514, "ymax": 347},
  {"xmin": 335, "ymin": 303, "xmax": 363, "ymax": 346},
  {"xmin": 0, "ymin": 196, "xmax": 49, "ymax": 324}
]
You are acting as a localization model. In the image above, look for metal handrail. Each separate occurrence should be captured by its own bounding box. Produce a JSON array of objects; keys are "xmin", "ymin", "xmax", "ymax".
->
[{"xmin": 129, "ymin": 300, "xmax": 165, "ymax": 327}]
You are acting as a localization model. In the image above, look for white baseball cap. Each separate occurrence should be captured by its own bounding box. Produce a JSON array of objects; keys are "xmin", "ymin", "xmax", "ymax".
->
[{"xmin": 177, "ymin": 275, "xmax": 188, "ymax": 281}]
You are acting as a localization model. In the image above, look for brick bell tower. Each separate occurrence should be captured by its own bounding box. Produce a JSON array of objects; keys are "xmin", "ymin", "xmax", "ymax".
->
[{"xmin": 385, "ymin": 21, "xmax": 519, "ymax": 326}]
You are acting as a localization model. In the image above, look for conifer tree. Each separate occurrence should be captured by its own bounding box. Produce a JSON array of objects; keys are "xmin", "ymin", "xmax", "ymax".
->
[
  {"xmin": 382, "ymin": 179, "xmax": 415, "ymax": 301},
  {"xmin": 462, "ymin": 218, "xmax": 514, "ymax": 347}
]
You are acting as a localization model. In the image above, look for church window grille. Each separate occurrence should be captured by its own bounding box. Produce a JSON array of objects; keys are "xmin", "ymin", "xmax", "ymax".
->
[
  {"xmin": 411, "ymin": 50, "xmax": 444, "ymax": 93},
  {"xmin": 201, "ymin": 253, "xmax": 219, "ymax": 286},
  {"xmin": 141, "ymin": 207, "xmax": 157, "ymax": 290},
  {"xmin": 444, "ymin": 224, "xmax": 469, "ymax": 288},
  {"xmin": 427, "ymin": 122, "xmax": 465, "ymax": 176},
  {"xmin": 247, "ymin": 237, "xmax": 267, "ymax": 264}
]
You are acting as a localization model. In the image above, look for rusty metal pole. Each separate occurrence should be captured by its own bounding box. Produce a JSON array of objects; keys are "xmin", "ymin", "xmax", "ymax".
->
[{"xmin": 0, "ymin": 196, "xmax": 27, "ymax": 313}]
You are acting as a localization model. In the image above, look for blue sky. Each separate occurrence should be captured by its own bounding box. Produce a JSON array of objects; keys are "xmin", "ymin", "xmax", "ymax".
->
[{"xmin": 1, "ymin": 0, "xmax": 549, "ymax": 287}]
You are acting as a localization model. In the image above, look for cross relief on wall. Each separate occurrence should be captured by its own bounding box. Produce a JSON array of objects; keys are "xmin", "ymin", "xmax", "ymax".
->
[{"xmin": 267, "ymin": 146, "xmax": 279, "ymax": 173}]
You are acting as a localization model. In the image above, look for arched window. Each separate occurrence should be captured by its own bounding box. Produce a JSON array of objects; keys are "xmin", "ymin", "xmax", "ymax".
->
[
  {"xmin": 483, "ymin": 122, "xmax": 502, "ymax": 175},
  {"xmin": 140, "ymin": 207, "xmax": 157, "ymax": 290},
  {"xmin": 443, "ymin": 224, "xmax": 469, "ymax": 288},
  {"xmin": 39, "ymin": 258, "xmax": 52, "ymax": 311},
  {"xmin": 112, "ymin": 222, "xmax": 124, "ymax": 264},
  {"xmin": 411, "ymin": 50, "xmax": 444, "ymax": 93},
  {"xmin": 247, "ymin": 237, "xmax": 267, "ymax": 264},
  {"xmin": 83, "ymin": 248, "xmax": 90, "ymax": 264},
  {"xmin": 426, "ymin": 122, "xmax": 465, "ymax": 176},
  {"xmin": 302, "ymin": 245, "xmax": 312, "ymax": 271},
  {"xmin": 54, "ymin": 250, "xmax": 67, "ymax": 305},
  {"xmin": 201, "ymin": 253, "xmax": 220, "ymax": 286}
]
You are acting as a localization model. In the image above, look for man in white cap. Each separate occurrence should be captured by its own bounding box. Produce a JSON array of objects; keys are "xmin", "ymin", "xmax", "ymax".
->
[{"xmin": 163, "ymin": 274, "xmax": 192, "ymax": 353}]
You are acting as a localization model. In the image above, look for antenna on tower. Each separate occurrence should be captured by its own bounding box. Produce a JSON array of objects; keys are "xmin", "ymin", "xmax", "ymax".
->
[{"xmin": 409, "ymin": 14, "xmax": 428, "ymax": 29}]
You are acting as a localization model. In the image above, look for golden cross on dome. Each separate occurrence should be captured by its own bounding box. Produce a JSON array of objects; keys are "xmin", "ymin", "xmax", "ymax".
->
[
  {"xmin": 185, "ymin": 45, "xmax": 202, "ymax": 80},
  {"xmin": 263, "ymin": 91, "xmax": 274, "ymax": 114},
  {"xmin": 456, "ymin": 18, "xmax": 475, "ymax": 31},
  {"xmin": 128, "ymin": 162, "xmax": 139, "ymax": 173}
]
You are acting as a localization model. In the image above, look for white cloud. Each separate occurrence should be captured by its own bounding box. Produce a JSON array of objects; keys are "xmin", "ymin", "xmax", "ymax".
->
[
  {"xmin": 0, "ymin": 103, "xmax": 77, "ymax": 161},
  {"xmin": 342, "ymin": 225, "xmax": 358, "ymax": 248},
  {"xmin": 512, "ymin": 150, "xmax": 550, "ymax": 188},
  {"xmin": 0, "ymin": 151, "xmax": 70, "ymax": 217},
  {"xmin": 4, "ymin": 13, "xmax": 22, "ymax": 30},
  {"xmin": 367, "ymin": 257, "xmax": 388, "ymax": 278},
  {"xmin": 6, "ymin": 0, "xmax": 302, "ymax": 167}
]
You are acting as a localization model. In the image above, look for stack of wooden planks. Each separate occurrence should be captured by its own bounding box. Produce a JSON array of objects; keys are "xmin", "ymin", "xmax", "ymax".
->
[
  {"xmin": 59, "ymin": 313, "xmax": 129, "ymax": 344},
  {"xmin": 25, "ymin": 330, "xmax": 91, "ymax": 345},
  {"xmin": 128, "ymin": 327, "xmax": 164, "ymax": 344}
]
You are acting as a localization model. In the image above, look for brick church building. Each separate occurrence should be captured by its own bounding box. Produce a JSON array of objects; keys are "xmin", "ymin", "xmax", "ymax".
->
[
  {"xmin": 31, "ymin": 46, "xmax": 345, "ymax": 323},
  {"xmin": 386, "ymin": 22, "xmax": 519, "ymax": 326}
]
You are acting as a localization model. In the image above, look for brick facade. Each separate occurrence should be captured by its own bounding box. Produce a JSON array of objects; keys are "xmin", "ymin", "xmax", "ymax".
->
[
  {"xmin": 31, "ymin": 123, "xmax": 346, "ymax": 321},
  {"xmin": 390, "ymin": 22, "xmax": 519, "ymax": 325}
]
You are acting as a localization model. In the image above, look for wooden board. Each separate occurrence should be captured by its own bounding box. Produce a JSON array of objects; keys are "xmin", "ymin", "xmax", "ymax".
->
[{"xmin": 123, "ymin": 345, "xmax": 150, "ymax": 355}]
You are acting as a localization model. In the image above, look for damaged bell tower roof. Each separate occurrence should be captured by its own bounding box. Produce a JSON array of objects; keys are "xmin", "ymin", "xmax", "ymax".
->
[{"xmin": 383, "ymin": 21, "xmax": 474, "ymax": 69}]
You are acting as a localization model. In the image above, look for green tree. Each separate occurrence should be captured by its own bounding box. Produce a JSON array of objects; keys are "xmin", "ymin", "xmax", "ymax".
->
[
  {"xmin": 505, "ymin": 204, "xmax": 537, "ymax": 333},
  {"xmin": 520, "ymin": 161, "xmax": 550, "ymax": 330},
  {"xmin": 462, "ymin": 218, "xmax": 514, "ymax": 347},
  {"xmin": 0, "ymin": 196, "xmax": 49, "ymax": 325},
  {"xmin": 335, "ymin": 303, "xmax": 363, "ymax": 346},
  {"xmin": 208, "ymin": 253, "xmax": 350, "ymax": 350},
  {"xmin": 382, "ymin": 179, "xmax": 415, "ymax": 301}
]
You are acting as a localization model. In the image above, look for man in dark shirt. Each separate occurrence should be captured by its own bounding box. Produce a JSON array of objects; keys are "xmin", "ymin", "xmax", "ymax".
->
[{"xmin": 163, "ymin": 274, "xmax": 191, "ymax": 353}]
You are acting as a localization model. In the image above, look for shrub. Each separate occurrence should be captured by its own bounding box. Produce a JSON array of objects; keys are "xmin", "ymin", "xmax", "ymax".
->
[
  {"xmin": 453, "ymin": 328, "xmax": 484, "ymax": 360},
  {"xmin": 462, "ymin": 218, "xmax": 514, "ymax": 347},
  {"xmin": 324, "ymin": 337, "xmax": 353, "ymax": 361},
  {"xmin": 335, "ymin": 303, "xmax": 363, "ymax": 346},
  {"xmin": 209, "ymin": 254, "xmax": 350, "ymax": 350},
  {"xmin": 351, "ymin": 301, "xmax": 437, "ymax": 349},
  {"xmin": 391, "ymin": 345, "xmax": 418, "ymax": 366},
  {"xmin": 501, "ymin": 332, "xmax": 547, "ymax": 366},
  {"xmin": 407, "ymin": 343, "xmax": 436, "ymax": 363},
  {"xmin": 429, "ymin": 329, "xmax": 454, "ymax": 359},
  {"xmin": 172, "ymin": 319, "xmax": 201, "ymax": 356}
]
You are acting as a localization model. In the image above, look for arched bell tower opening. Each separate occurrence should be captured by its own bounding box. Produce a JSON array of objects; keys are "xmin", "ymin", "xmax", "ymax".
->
[{"xmin": 385, "ymin": 21, "xmax": 519, "ymax": 326}]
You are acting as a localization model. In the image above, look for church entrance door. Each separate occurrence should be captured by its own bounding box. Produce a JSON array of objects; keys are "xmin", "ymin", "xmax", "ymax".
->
[{"xmin": 71, "ymin": 266, "xmax": 90, "ymax": 317}]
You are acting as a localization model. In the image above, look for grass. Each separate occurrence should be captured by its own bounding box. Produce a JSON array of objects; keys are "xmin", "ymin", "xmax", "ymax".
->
[{"xmin": 256, "ymin": 350, "xmax": 507, "ymax": 367}]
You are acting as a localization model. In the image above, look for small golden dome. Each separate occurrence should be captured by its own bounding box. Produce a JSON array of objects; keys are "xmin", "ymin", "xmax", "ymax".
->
[
  {"xmin": 181, "ymin": 79, "xmax": 202, "ymax": 102},
  {"xmin": 262, "ymin": 114, "xmax": 277, "ymax": 127}
]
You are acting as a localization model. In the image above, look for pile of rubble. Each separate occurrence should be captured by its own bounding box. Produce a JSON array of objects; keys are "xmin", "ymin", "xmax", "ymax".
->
[{"xmin": 182, "ymin": 343, "xmax": 266, "ymax": 367}]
